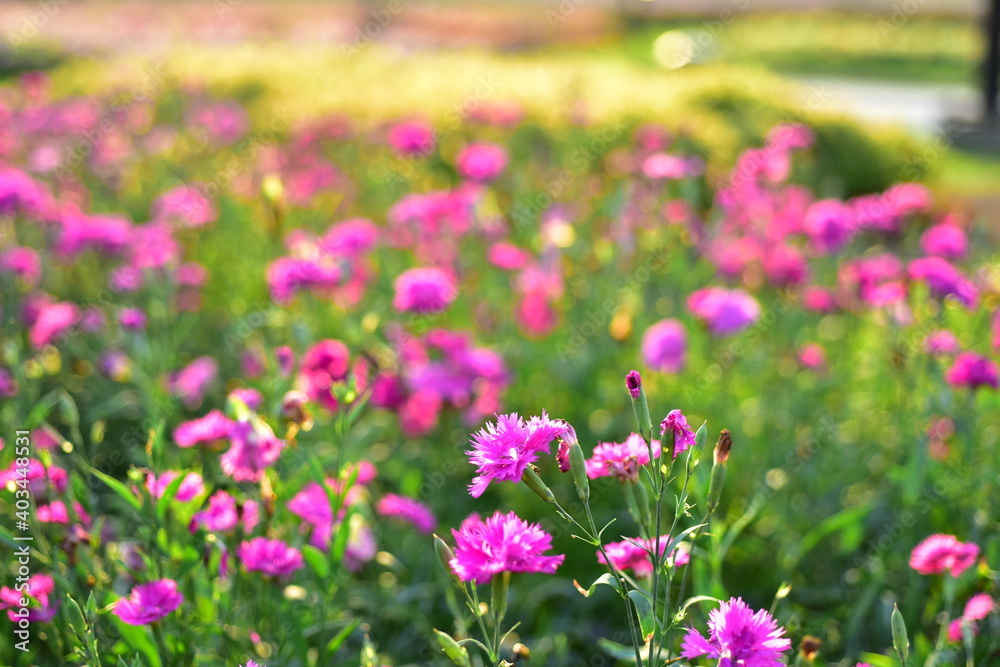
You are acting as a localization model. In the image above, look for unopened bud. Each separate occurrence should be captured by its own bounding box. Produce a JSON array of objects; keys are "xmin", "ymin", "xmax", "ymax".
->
[
  {"xmin": 713, "ymin": 429, "xmax": 732, "ymax": 465},
  {"xmin": 282, "ymin": 390, "xmax": 313, "ymax": 430},
  {"xmin": 521, "ymin": 465, "xmax": 557, "ymax": 506},
  {"xmin": 512, "ymin": 643, "xmax": 531, "ymax": 661},
  {"xmin": 433, "ymin": 534, "xmax": 464, "ymax": 589},
  {"xmin": 626, "ymin": 370, "xmax": 653, "ymax": 443},
  {"xmin": 625, "ymin": 370, "xmax": 642, "ymax": 399},
  {"xmin": 798, "ymin": 635, "xmax": 821, "ymax": 661}
]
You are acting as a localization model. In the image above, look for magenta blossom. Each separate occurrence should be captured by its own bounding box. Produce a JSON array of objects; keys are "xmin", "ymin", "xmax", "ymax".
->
[
  {"xmin": 597, "ymin": 537, "xmax": 689, "ymax": 577},
  {"xmin": 220, "ymin": 419, "xmax": 286, "ymax": 483},
  {"xmin": 585, "ymin": 433, "xmax": 653, "ymax": 482},
  {"xmin": 924, "ymin": 330, "xmax": 960, "ymax": 357},
  {"xmin": 797, "ymin": 343, "xmax": 825, "ymax": 369},
  {"xmin": 168, "ymin": 357, "xmax": 218, "ymax": 408},
  {"xmin": 908, "ymin": 257, "xmax": 978, "ymax": 309},
  {"xmin": 29, "ymin": 301, "xmax": 78, "ymax": 348},
  {"xmin": 173, "ymin": 410, "xmax": 234, "ymax": 448},
  {"xmin": 687, "ymin": 287, "xmax": 760, "ymax": 336},
  {"xmin": 456, "ymin": 143, "xmax": 508, "ymax": 182},
  {"xmin": 376, "ymin": 493, "xmax": 436, "ymax": 533},
  {"xmin": 920, "ymin": 222, "xmax": 967, "ymax": 260},
  {"xmin": 660, "ymin": 410, "xmax": 696, "ymax": 458},
  {"xmin": 145, "ymin": 471, "xmax": 204, "ymax": 502},
  {"xmin": 449, "ymin": 511, "xmax": 565, "ymax": 584},
  {"xmin": 237, "ymin": 537, "xmax": 304, "ymax": 577},
  {"xmin": 0, "ymin": 574, "xmax": 58, "ymax": 622},
  {"xmin": 682, "ymin": 597, "xmax": 791, "ymax": 667},
  {"xmin": 910, "ymin": 534, "xmax": 979, "ymax": 576},
  {"xmin": 466, "ymin": 412, "xmax": 569, "ymax": 497},
  {"xmin": 152, "ymin": 183, "xmax": 217, "ymax": 228},
  {"xmin": 641, "ymin": 319, "xmax": 686, "ymax": 373},
  {"xmin": 388, "ymin": 119, "xmax": 435, "ymax": 156},
  {"xmin": 947, "ymin": 593, "xmax": 994, "ymax": 643},
  {"xmin": 945, "ymin": 353, "xmax": 998, "ymax": 390},
  {"xmin": 113, "ymin": 579, "xmax": 183, "ymax": 626},
  {"xmin": 191, "ymin": 491, "xmax": 240, "ymax": 533},
  {"xmin": 299, "ymin": 339, "xmax": 351, "ymax": 411},
  {"xmin": 393, "ymin": 267, "xmax": 457, "ymax": 314}
]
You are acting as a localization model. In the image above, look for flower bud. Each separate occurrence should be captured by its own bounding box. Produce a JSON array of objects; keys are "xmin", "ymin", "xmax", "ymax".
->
[
  {"xmin": 521, "ymin": 465, "xmax": 557, "ymax": 506},
  {"xmin": 625, "ymin": 370, "xmax": 642, "ymax": 399},
  {"xmin": 512, "ymin": 643, "xmax": 531, "ymax": 661},
  {"xmin": 798, "ymin": 635, "xmax": 821, "ymax": 662},
  {"xmin": 713, "ymin": 428, "xmax": 732, "ymax": 465},
  {"xmin": 626, "ymin": 370, "xmax": 653, "ymax": 443},
  {"xmin": 281, "ymin": 390, "xmax": 313, "ymax": 431}
]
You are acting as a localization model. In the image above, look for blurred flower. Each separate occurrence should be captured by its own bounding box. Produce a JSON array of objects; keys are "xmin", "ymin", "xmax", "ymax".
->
[
  {"xmin": 0, "ymin": 574, "xmax": 58, "ymax": 622},
  {"xmin": 488, "ymin": 242, "xmax": 529, "ymax": 270},
  {"xmin": 0, "ymin": 368, "xmax": 18, "ymax": 398},
  {"xmin": 641, "ymin": 319, "xmax": 686, "ymax": 373},
  {"xmin": 275, "ymin": 345, "xmax": 295, "ymax": 377},
  {"xmin": 909, "ymin": 257, "xmax": 978, "ymax": 309},
  {"xmin": 449, "ymin": 511, "xmax": 564, "ymax": 584},
  {"xmin": 388, "ymin": 119, "xmax": 435, "ymax": 156},
  {"xmin": 238, "ymin": 537, "xmax": 304, "ymax": 578},
  {"xmin": 119, "ymin": 308, "xmax": 147, "ymax": 331},
  {"xmin": 947, "ymin": 593, "xmax": 994, "ymax": 643},
  {"xmin": 28, "ymin": 300, "xmax": 78, "ymax": 348},
  {"xmin": 220, "ymin": 419, "xmax": 286, "ymax": 483},
  {"xmin": 152, "ymin": 183, "xmax": 217, "ymax": 228},
  {"xmin": 466, "ymin": 412, "xmax": 569, "ymax": 497},
  {"xmin": 681, "ymin": 597, "xmax": 791, "ymax": 667},
  {"xmin": 660, "ymin": 410, "xmax": 696, "ymax": 458},
  {"xmin": 168, "ymin": 357, "xmax": 218, "ymax": 408},
  {"xmin": 299, "ymin": 339, "xmax": 351, "ymax": 410},
  {"xmin": 598, "ymin": 537, "xmax": 688, "ymax": 577},
  {"xmin": 393, "ymin": 267, "xmax": 456, "ymax": 314},
  {"xmin": 145, "ymin": 471, "xmax": 204, "ymax": 502},
  {"xmin": 376, "ymin": 493, "xmax": 436, "ymax": 533},
  {"xmin": 910, "ymin": 534, "xmax": 979, "ymax": 576},
  {"xmin": 924, "ymin": 330, "xmax": 960, "ymax": 357},
  {"xmin": 945, "ymin": 353, "xmax": 999, "ymax": 390},
  {"xmin": 174, "ymin": 410, "xmax": 234, "ymax": 448},
  {"xmin": 804, "ymin": 199, "xmax": 857, "ymax": 254},
  {"xmin": 229, "ymin": 387, "xmax": 263, "ymax": 411},
  {"xmin": 0, "ymin": 247, "xmax": 41, "ymax": 286},
  {"xmin": 802, "ymin": 287, "xmax": 838, "ymax": 313},
  {"xmin": 585, "ymin": 433, "xmax": 652, "ymax": 482},
  {"xmin": 456, "ymin": 143, "xmax": 508, "ymax": 182},
  {"xmin": 921, "ymin": 222, "xmax": 967, "ymax": 260},
  {"xmin": 0, "ymin": 460, "xmax": 67, "ymax": 498},
  {"xmin": 113, "ymin": 579, "xmax": 183, "ymax": 625},
  {"xmin": 797, "ymin": 343, "xmax": 825, "ymax": 369},
  {"xmin": 687, "ymin": 287, "xmax": 760, "ymax": 336},
  {"xmin": 191, "ymin": 491, "xmax": 240, "ymax": 533}
]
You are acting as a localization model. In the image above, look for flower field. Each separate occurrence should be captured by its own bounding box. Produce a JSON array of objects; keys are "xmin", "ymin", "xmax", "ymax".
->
[{"xmin": 0, "ymin": 37, "xmax": 998, "ymax": 667}]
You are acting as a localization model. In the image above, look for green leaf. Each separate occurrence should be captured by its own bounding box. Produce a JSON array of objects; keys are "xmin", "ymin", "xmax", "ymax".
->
[
  {"xmin": 324, "ymin": 618, "xmax": 361, "ymax": 655},
  {"xmin": 597, "ymin": 637, "xmax": 640, "ymax": 661},
  {"xmin": 434, "ymin": 629, "xmax": 471, "ymax": 666},
  {"xmin": 891, "ymin": 604, "xmax": 909, "ymax": 666},
  {"xmin": 694, "ymin": 422, "xmax": 708, "ymax": 451},
  {"xmin": 573, "ymin": 573, "xmax": 618, "ymax": 598},
  {"xmin": 674, "ymin": 595, "xmax": 722, "ymax": 623},
  {"xmin": 25, "ymin": 389, "xmax": 65, "ymax": 429},
  {"xmin": 112, "ymin": 617, "xmax": 162, "ymax": 667},
  {"xmin": 154, "ymin": 472, "xmax": 187, "ymax": 522},
  {"xmin": 626, "ymin": 590, "xmax": 656, "ymax": 640},
  {"xmin": 303, "ymin": 544, "xmax": 330, "ymax": 579},
  {"xmin": 857, "ymin": 652, "xmax": 898, "ymax": 667},
  {"xmin": 90, "ymin": 467, "xmax": 142, "ymax": 514}
]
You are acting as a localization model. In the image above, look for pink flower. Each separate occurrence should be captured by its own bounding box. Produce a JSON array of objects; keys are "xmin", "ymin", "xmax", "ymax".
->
[
  {"xmin": 488, "ymin": 242, "xmax": 529, "ymax": 270},
  {"xmin": 466, "ymin": 412, "xmax": 569, "ymax": 497},
  {"xmin": 119, "ymin": 308, "xmax": 147, "ymax": 331},
  {"xmin": 220, "ymin": 419, "xmax": 286, "ymax": 483},
  {"xmin": 908, "ymin": 257, "xmax": 978, "ymax": 309},
  {"xmin": 29, "ymin": 301, "xmax": 78, "ymax": 348},
  {"xmin": 146, "ymin": 471, "xmax": 204, "ymax": 502},
  {"xmin": 456, "ymin": 143, "xmax": 508, "ymax": 182},
  {"xmin": 393, "ymin": 267, "xmax": 457, "ymax": 314},
  {"xmin": 687, "ymin": 287, "xmax": 760, "ymax": 336},
  {"xmin": 168, "ymin": 357, "xmax": 218, "ymax": 408},
  {"xmin": 797, "ymin": 344, "xmax": 825, "ymax": 369},
  {"xmin": 641, "ymin": 153, "xmax": 698, "ymax": 180},
  {"xmin": 152, "ymin": 183, "xmax": 217, "ymax": 228},
  {"xmin": 921, "ymin": 222, "xmax": 967, "ymax": 260},
  {"xmin": 113, "ymin": 579, "xmax": 183, "ymax": 626},
  {"xmin": 947, "ymin": 593, "xmax": 994, "ymax": 642},
  {"xmin": 237, "ymin": 537, "xmax": 304, "ymax": 577},
  {"xmin": 585, "ymin": 433, "xmax": 652, "ymax": 482},
  {"xmin": 660, "ymin": 410, "xmax": 696, "ymax": 458},
  {"xmin": 0, "ymin": 247, "xmax": 41, "ymax": 286},
  {"xmin": 909, "ymin": 534, "xmax": 979, "ymax": 576},
  {"xmin": 597, "ymin": 537, "xmax": 688, "ymax": 577},
  {"xmin": 804, "ymin": 199, "xmax": 857, "ymax": 254},
  {"xmin": 681, "ymin": 597, "xmax": 791, "ymax": 667},
  {"xmin": 945, "ymin": 353, "xmax": 999, "ymax": 390},
  {"xmin": 924, "ymin": 330, "xmax": 960, "ymax": 357},
  {"xmin": 0, "ymin": 574, "xmax": 58, "ymax": 622},
  {"xmin": 173, "ymin": 410, "xmax": 234, "ymax": 448},
  {"xmin": 449, "ymin": 511, "xmax": 565, "ymax": 584},
  {"xmin": 803, "ymin": 287, "xmax": 838, "ymax": 313},
  {"xmin": 376, "ymin": 493, "xmax": 436, "ymax": 533},
  {"xmin": 299, "ymin": 339, "xmax": 351, "ymax": 410},
  {"xmin": 191, "ymin": 491, "xmax": 240, "ymax": 532},
  {"xmin": 388, "ymin": 119, "xmax": 435, "ymax": 156},
  {"xmin": 641, "ymin": 319, "xmax": 686, "ymax": 373}
]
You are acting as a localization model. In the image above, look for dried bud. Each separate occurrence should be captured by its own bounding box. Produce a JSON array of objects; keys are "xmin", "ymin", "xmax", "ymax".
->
[
  {"xmin": 281, "ymin": 390, "xmax": 313, "ymax": 430},
  {"xmin": 799, "ymin": 635, "xmax": 822, "ymax": 660},
  {"xmin": 625, "ymin": 370, "xmax": 642, "ymax": 399},
  {"xmin": 714, "ymin": 429, "xmax": 732, "ymax": 465},
  {"xmin": 512, "ymin": 643, "xmax": 531, "ymax": 661}
]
